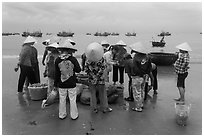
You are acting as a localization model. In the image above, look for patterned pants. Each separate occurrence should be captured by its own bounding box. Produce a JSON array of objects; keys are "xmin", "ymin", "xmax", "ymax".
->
[{"xmin": 131, "ymin": 76, "xmax": 145, "ymax": 109}]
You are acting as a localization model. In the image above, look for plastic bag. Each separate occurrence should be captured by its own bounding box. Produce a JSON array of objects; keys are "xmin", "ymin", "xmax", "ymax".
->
[
  {"xmin": 41, "ymin": 89, "xmax": 58, "ymax": 108},
  {"xmin": 175, "ymin": 103, "xmax": 191, "ymax": 126}
]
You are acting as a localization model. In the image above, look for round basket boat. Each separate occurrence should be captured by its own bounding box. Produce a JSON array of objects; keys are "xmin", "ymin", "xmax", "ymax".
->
[
  {"xmin": 28, "ymin": 86, "xmax": 48, "ymax": 101},
  {"xmin": 148, "ymin": 52, "xmax": 178, "ymax": 66}
]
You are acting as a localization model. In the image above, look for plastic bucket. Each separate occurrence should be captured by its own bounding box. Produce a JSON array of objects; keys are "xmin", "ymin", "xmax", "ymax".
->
[
  {"xmin": 175, "ymin": 103, "xmax": 191, "ymax": 126},
  {"xmin": 28, "ymin": 86, "xmax": 48, "ymax": 101}
]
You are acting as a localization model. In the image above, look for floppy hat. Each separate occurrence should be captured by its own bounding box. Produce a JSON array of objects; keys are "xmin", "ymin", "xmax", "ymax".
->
[
  {"xmin": 115, "ymin": 40, "xmax": 126, "ymax": 46},
  {"xmin": 176, "ymin": 42, "xmax": 192, "ymax": 51},
  {"xmin": 85, "ymin": 42, "xmax": 104, "ymax": 62},
  {"xmin": 58, "ymin": 39, "xmax": 77, "ymax": 51},
  {"xmin": 23, "ymin": 36, "xmax": 37, "ymax": 44},
  {"xmin": 68, "ymin": 39, "xmax": 76, "ymax": 45},
  {"xmin": 129, "ymin": 42, "xmax": 146, "ymax": 54}
]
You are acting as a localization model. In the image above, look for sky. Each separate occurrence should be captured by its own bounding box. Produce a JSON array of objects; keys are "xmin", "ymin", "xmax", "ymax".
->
[{"xmin": 2, "ymin": 2, "xmax": 202, "ymax": 34}]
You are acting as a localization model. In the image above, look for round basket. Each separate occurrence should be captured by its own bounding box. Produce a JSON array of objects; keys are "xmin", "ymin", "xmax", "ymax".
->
[{"xmin": 28, "ymin": 86, "xmax": 48, "ymax": 101}]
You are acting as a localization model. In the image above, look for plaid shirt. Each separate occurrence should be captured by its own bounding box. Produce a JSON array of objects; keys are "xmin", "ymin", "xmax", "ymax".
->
[
  {"xmin": 84, "ymin": 58, "xmax": 106, "ymax": 85},
  {"xmin": 174, "ymin": 52, "xmax": 190, "ymax": 74}
]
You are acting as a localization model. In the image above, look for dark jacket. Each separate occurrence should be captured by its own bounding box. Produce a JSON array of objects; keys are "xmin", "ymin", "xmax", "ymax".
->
[
  {"xmin": 18, "ymin": 45, "xmax": 33, "ymax": 67},
  {"xmin": 132, "ymin": 53, "xmax": 152, "ymax": 77},
  {"xmin": 54, "ymin": 55, "xmax": 81, "ymax": 88}
]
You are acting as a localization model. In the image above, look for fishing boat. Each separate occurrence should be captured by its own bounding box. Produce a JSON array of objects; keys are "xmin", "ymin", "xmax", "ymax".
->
[
  {"xmin": 149, "ymin": 36, "xmax": 177, "ymax": 66},
  {"xmin": 158, "ymin": 31, "xmax": 171, "ymax": 36},
  {"xmin": 22, "ymin": 31, "xmax": 30, "ymax": 37},
  {"xmin": 151, "ymin": 36, "xmax": 166, "ymax": 47},
  {"xmin": 30, "ymin": 31, "xmax": 42, "ymax": 37},
  {"xmin": 22, "ymin": 31, "xmax": 42, "ymax": 37},
  {"xmin": 12, "ymin": 33, "xmax": 20, "ymax": 35},
  {"xmin": 2, "ymin": 32, "xmax": 13, "ymax": 36},
  {"xmin": 111, "ymin": 32, "xmax": 119, "ymax": 36},
  {"xmin": 125, "ymin": 32, "xmax": 136, "ymax": 36},
  {"xmin": 46, "ymin": 33, "xmax": 52, "ymax": 35},
  {"xmin": 57, "ymin": 31, "xmax": 74, "ymax": 37},
  {"xmin": 94, "ymin": 32, "xmax": 110, "ymax": 36},
  {"xmin": 148, "ymin": 52, "xmax": 178, "ymax": 66}
]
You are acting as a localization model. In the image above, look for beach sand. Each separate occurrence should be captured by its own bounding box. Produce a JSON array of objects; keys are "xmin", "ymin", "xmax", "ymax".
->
[{"xmin": 2, "ymin": 58, "xmax": 202, "ymax": 135}]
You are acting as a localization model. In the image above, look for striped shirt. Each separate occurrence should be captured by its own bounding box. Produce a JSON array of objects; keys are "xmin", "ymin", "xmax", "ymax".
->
[{"xmin": 174, "ymin": 52, "xmax": 190, "ymax": 74}]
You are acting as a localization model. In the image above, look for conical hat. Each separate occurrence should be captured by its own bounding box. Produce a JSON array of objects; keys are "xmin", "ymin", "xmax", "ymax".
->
[
  {"xmin": 23, "ymin": 36, "xmax": 37, "ymax": 44},
  {"xmin": 85, "ymin": 42, "xmax": 104, "ymax": 62},
  {"xmin": 47, "ymin": 42, "xmax": 60, "ymax": 49},
  {"xmin": 101, "ymin": 40, "xmax": 109, "ymax": 45},
  {"xmin": 58, "ymin": 39, "xmax": 77, "ymax": 51},
  {"xmin": 176, "ymin": 42, "xmax": 192, "ymax": 51},
  {"xmin": 116, "ymin": 40, "xmax": 126, "ymax": 46},
  {"xmin": 129, "ymin": 42, "xmax": 146, "ymax": 54}
]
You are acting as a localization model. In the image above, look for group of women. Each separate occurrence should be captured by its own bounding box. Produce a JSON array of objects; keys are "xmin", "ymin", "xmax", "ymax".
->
[{"xmin": 15, "ymin": 36, "xmax": 191, "ymax": 120}]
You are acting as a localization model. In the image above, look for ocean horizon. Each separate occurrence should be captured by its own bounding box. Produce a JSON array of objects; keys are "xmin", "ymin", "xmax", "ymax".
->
[{"xmin": 2, "ymin": 32, "xmax": 202, "ymax": 63}]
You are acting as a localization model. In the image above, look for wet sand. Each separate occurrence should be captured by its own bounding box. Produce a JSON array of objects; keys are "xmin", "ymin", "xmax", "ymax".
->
[{"xmin": 2, "ymin": 58, "xmax": 202, "ymax": 135}]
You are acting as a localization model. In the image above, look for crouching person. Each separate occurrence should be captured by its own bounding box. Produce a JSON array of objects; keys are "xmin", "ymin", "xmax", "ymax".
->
[
  {"xmin": 84, "ymin": 42, "xmax": 112, "ymax": 113},
  {"xmin": 54, "ymin": 40, "xmax": 81, "ymax": 120}
]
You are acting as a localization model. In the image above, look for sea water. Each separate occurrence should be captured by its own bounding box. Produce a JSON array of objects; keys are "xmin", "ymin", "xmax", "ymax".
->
[{"xmin": 2, "ymin": 32, "xmax": 202, "ymax": 63}]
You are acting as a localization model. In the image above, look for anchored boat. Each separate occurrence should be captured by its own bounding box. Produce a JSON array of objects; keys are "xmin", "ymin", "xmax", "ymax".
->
[{"xmin": 149, "ymin": 36, "xmax": 177, "ymax": 66}]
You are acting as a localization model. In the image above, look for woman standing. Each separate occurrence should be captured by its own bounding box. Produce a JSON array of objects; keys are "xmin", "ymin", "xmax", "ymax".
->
[
  {"xmin": 85, "ymin": 42, "xmax": 112, "ymax": 113},
  {"xmin": 14, "ymin": 36, "xmax": 37, "ymax": 94},
  {"xmin": 174, "ymin": 42, "xmax": 192, "ymax": 102},
  {"xmin": 54, "ymin": 39, "xmax": 81, "ymax": 120},
  {"xmin": 112, "ymin": 40, "xmax": 127, "ymax": 86}
]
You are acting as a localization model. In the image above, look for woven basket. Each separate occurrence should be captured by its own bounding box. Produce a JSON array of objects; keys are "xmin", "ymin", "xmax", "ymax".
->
[{"xmin": 28, "ymin": 86, "xmax": 48, "ymax": 101}]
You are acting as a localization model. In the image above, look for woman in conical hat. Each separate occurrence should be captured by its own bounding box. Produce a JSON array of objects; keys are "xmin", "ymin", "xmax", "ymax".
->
[
  {"xmin": 57, "ymin": 39, "xmax": 77, "ymax": 54},
  {"xmin": 53, "ymin": 40, "xmax": 81, "ymax": 120},
  {"xmin": 101, "ymin": 40, "xmax": 110, "ymax": 52},
  {"xmin": 14, "ymin": 36, "xmax": 37, "ymax": 94},
  {"xmin": 174, "ymin": 42, "xmax": 192, "ymax": 102},
  {"xmin": 112, "ymin": 40, "xmax": 127, "ymax": 86},
  {"xmin": 85, "ymin": 42, "xmax": 104, "ymax": 62},
  {"xmin": 84, "ymin": 42, "xmax": 112, "ymax": 113},
  {"xmin": 130, "ymin": 42, "xmax": 153, "ymax": 112},
  {"xmin": 41, "ymin": 42, "xmax": 60, "ymax": 108}
]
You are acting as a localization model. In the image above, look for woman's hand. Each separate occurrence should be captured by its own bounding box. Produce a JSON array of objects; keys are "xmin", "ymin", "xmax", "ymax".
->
[{"xmin": 14, "ymin": 65, "xmax": 19, "ymax": 72}]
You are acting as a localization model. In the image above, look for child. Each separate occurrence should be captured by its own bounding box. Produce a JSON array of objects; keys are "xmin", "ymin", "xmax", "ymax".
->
[
  {"xmin": 84, "ymin": 42, "xmax": 112, "ymax": 113},
  {"xmin": 54, "ymin": 39, "xmax": 81, "ymax": 120}
]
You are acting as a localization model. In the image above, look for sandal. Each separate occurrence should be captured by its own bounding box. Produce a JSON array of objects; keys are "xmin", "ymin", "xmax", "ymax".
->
[
  {"xmin": 93, "ymin": 108, "xmax": 98, "ymax": 113},
  {"xmin": 132, "ymin": 107, "xmax": 143, "ymax": 112},
  {"xmin": 103, "ymin": 107, "xmax": 112, "ymax": 113}
]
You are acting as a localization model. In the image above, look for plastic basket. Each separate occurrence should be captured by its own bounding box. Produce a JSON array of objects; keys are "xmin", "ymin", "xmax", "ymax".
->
[
  {"xmin": 28, "ymin": 86, "xmax": 48, "ymax": 101},
  {"xmin": 175, "ymin": 103, "xmax": 191, "ymax": 126}
]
